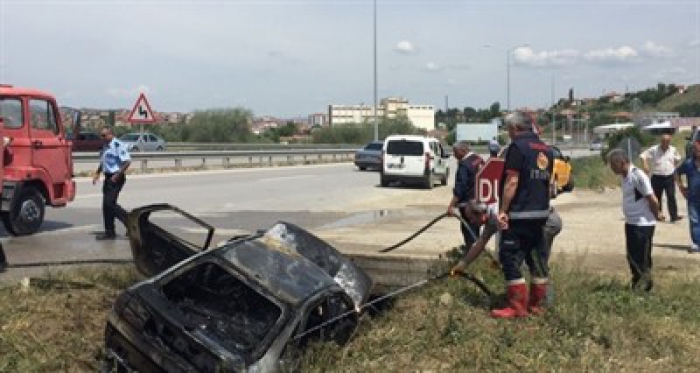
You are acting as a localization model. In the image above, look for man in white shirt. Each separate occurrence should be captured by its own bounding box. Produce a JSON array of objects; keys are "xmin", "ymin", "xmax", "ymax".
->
[
  {"xmin": 640, "ymin": 133, "xmax": 682, "ymax": 222},
  {"xmin": 609, "ymin": 149, "xmax": 660, "ymax": 291}
]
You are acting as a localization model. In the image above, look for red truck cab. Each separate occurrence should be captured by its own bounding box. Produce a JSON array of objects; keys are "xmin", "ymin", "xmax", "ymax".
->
[{"xmin": 0, "ymin": 84, "xmax": 76, "ymax": 235}]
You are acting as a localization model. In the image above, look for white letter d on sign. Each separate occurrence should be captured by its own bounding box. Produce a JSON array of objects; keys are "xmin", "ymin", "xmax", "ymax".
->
[{"xmin": 478, "ymin": 179, "xmax": 493, "ymax": 203}]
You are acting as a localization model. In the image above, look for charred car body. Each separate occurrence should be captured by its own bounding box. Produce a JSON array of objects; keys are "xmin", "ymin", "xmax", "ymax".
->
[{"xmin": 104, "ymin": 204, "xmax": 373, "ymax": 372}]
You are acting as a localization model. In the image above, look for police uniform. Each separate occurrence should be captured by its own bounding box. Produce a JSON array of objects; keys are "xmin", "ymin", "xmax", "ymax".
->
[
  {"xmin": 453, "ymin": 152, "xmax": 484, "ymax": 248},
  {"xmin": 100, "ymin": 138, "xmax": 131, "ymax": 237},
  {"xmin": 492, "ymin": 131, "xmax": 554, "ymax": 318}
]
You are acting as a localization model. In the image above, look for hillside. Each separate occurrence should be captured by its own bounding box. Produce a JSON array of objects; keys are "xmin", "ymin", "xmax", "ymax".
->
[{"xmin": 657, "ymin": 84, "xmax": 700, "ymax": 112}]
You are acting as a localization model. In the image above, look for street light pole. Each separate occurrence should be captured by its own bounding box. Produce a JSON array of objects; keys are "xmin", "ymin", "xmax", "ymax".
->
[
  {"xmin": 373, "ymin": 0, "xmax": 378, "ymax": 141},
  {"xmin": 551, "ymin": 74, "xmax": 556, "ymax": 144}
]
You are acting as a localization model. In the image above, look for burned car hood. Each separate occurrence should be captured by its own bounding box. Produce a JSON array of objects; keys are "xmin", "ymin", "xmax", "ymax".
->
[{"xmin": 127, "ymin": 204, "xmax": 373, "ymax": 309}]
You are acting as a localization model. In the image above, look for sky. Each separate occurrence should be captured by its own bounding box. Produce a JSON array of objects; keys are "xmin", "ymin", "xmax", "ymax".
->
[{"xmin": 0, "ymin": 0, "xmax": 699, "ymax": 117}]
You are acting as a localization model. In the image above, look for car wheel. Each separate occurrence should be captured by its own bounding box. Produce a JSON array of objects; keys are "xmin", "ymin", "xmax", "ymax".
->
[
  {"xmin": 2, "ymin": 186, "xmax": 45, "ymax": 236},
  {"xmin": 380, "ymin": 174, "xmax": 390, "ymax": 187},
  {"xmin": 562, "ymin": 176, "xmax": 575, "ymax": 192},
  {"xmin": 131, "ymin": 146, "xmax": 139, "ymax": 152},
  {"xmin": 550, "ymin": 178, "xmax": 559, "ymax": 199},
  {"xmin": 156, "ymin": 146, "xmax": 164, "ymax": 151}
]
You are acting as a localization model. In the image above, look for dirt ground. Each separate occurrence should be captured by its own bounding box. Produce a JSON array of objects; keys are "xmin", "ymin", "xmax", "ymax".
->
[{"xmin": 314, "ymin": 185, "xmax": 700, "ymax": 275}]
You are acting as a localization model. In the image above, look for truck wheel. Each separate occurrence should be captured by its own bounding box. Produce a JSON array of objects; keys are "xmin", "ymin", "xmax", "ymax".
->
[{"xmin": 2, "ymin": 187, "xmax": 45, "ymax": 236}]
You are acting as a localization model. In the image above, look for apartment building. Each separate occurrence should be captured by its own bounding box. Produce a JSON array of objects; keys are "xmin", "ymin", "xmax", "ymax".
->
[{"xmin": 328, "ymin": 97, "xmax": 435, "ymax": 131}]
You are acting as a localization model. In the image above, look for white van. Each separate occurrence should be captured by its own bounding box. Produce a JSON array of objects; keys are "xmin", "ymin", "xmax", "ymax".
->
[{"xmin": 380, "ymin": 135, "xmax": 450, "ymax": 189}]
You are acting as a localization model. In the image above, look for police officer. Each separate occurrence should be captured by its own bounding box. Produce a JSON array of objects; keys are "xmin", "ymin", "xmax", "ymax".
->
[
  {"xmin": 492, "ymin": 111, "xmax": 554, "ymax": 318},
  {"xmin": 447, "ymin": 141, "xmax": 484, "ymax": 249},
  {"xmin": 93, "ymin": 126, "xmax": 131, "ymax": 240}
]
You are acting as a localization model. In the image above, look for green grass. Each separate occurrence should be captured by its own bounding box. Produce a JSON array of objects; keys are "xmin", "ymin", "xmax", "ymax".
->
[
  {"xmin": 1, "ymin": 260, "xmax": 699, "ymax": 371},
  {"xmin": 570, "ymin": 155, "xmax": 620, "ymax": 190},
  {"xmin": 571, "ymin": 132, "xmax": 690, "ymax": 191},
  {"xmin": 299, "ymin": 258, "xmax": 700, "ymax": 372}
]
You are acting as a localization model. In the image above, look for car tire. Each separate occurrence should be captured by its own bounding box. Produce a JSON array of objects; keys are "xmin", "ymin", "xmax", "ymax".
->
[
  {"xmin": 156, "ymin": 146, "xmax": 164, "ymax": 151},
  {"xmin": 131, "ymin": 146, "xmax": 139, "ymax": 152},
  {"xmin": 380, "ymin": 174, "xmax": 390, "ymax": 187},
  {"xmin": 562, "ymin": 177, "xmax": 575, "ymax": 192},
  {"xmin": 2, "ymin": 186, "xmax": 45, "ymax": 236},
  {"xmin": 550, "ymin": 178, "xmax": 559, "ymax": 199}
]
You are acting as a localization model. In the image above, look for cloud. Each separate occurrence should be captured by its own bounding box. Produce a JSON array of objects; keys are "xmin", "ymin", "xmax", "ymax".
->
[
  {"xmin": 583, "ymin": 46, "xmax": 639, "ymax": 64},
  {"xmin": 653, "ymin": 66, "xmax": 688, "ymax": 80},
  {"xmin": 447, "ymin": 78, "xmax": 466, "ymax": 86},
  {"xmin": 512, "ymin": 47, "xmax": 580, "ymax": 67},
  {"xmin": 641, "ymin": 41, "xmax": 674, "ymax": 58},
  {"xmin": 106, "ymin": 85, "xmax": 152, "ymax": 99},
  {"xmin": 689, "ymin": 39, "xmax": 700, "ymax": 48},
  {"xmin": 425, "ymin": 62, "xmax": 441, "ymax": 71},
  {"xmin": 394, "ymin": 41, "xmax": 417, "ymax": 54}
]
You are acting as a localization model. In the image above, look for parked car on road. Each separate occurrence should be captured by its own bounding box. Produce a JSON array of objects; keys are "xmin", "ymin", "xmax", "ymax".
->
[
  {"xmin": 589, "ymin": 139, "xmax": 603, "ymax": 151},
  {"xmin": 380, "ymin": 135, "xmax": 450, "ymax": 189},
  {"xmin": 550, "ymin": 145, "xmax": 574, "ymax": 198},
  {"xmin": 119, "ymin": 132, "xmax": 166, "ymax": 151},
  {"xmin": 354, "ymin": 141, "xmax": 383, "ymax": 171},
  {"xmin": 104, "ymin": 204, "xmax": 373, "ymax": 372},
  {"xmin": 67, "ymin": 131, "xmax": 103, "ymax": 152}
]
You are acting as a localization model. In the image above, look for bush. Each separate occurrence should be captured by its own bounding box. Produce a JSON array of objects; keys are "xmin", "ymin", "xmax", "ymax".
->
[{"xmin": 312, "ymin": 117, "xmax": 426, "ymax": 144}]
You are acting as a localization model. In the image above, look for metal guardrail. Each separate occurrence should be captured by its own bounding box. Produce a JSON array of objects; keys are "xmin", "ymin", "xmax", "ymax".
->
[{"xmin": 72, "ymin": 149, "xmax": 357, "ymax": 172}]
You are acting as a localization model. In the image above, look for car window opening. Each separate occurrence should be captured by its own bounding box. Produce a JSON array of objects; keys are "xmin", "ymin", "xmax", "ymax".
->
[{"xmin": 161, "ymin": 262, "xmax": 282, "ymax": 363}]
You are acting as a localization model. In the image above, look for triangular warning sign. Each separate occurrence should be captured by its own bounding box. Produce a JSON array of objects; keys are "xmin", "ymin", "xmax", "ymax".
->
[{"xmin": 127, "ymin": 93, "xmax": 157, "ymax": 124}]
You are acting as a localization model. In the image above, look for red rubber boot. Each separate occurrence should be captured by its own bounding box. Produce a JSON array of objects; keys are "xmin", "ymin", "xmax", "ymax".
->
[
  {"xmin": 529, "ymin": 281, "xmax": 548, "ymax": 316},
  {"xmin": 491, "ymin": 283, "xmax": 529, "ymax": 319}
]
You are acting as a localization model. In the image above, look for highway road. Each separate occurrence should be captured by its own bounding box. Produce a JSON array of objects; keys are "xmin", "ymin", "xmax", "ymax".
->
[{"xmin": 1, "ymin": 150, "xmax": 598, "ymax": 280}]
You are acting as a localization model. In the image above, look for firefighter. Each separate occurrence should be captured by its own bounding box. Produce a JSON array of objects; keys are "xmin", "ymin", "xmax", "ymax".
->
[
  {"xmin": 447, "ymin": 141, "xmax": 485, "ymax": 250},
  {"xmin": 492, "ymin": 111, "xmax": 554, "ymax": 318},
  {"xmin": 93, "ymin": 126, "xmax": 131, "ymax": 240}
]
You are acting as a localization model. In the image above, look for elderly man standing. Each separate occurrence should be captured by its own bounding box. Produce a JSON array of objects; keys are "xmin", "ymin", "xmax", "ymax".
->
[
  {"xmin": 447, "ymin": 141, "xmax": 484, "ymax": 250},
  {"xmin": 640, "ymin": 133, "xmax": 682, "ymax": 222},
  {"xmin": 93, "ymin": 126, "xmax": 131, "ymax": 240},
  {"xmin": 609, "ymin": 149, "xmax": 660, "ymax": 291}
]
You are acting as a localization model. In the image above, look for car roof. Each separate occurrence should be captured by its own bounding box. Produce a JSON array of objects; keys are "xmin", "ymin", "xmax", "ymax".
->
[
  {"xmin": 214, "ymin": 238, "xmax": 338, "ymax": 306},
  {"xmin": 0, "ymin": 85, "xmax": 55, "ymax": 100},
  {"xmin": 385, "ymin": 135, "xmax": 435, "ymax": 142}
]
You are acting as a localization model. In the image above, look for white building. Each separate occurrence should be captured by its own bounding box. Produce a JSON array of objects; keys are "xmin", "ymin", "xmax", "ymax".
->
[{"xmin": 328, "ymin": 97, "xmax": 435, "ymax": 131}]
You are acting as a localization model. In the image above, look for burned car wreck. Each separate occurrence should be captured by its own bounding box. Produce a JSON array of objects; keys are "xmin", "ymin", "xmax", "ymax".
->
[{"xmin": 104, "ymin": 204, "xmax": 374, "ymax": 372}]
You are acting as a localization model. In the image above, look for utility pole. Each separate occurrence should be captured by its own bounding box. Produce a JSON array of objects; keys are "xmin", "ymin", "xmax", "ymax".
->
[
  {"xmin": 551, "ymin": 75, "xmax": 556, "ymax": 145},
  {"xmin": 372, "ymin": 0, "xmax": 378, "ymax": 141}
]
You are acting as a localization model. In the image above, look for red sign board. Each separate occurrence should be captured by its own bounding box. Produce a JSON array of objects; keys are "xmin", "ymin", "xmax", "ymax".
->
[
  {"xmin": 127, "ymin": 93, "xmax": 157, "ymax": 124},
  {"xmin": 476, "ymin": 159, "xmax": 504, "ymax": 204}
]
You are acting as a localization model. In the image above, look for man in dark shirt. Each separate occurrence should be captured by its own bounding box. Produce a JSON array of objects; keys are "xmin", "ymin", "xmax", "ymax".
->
[
  {"xmin": 447, "ymin": 141, "xmax": 484, "ymax": 250},
  {"xmin": 492, "ymin": 111, "xmax": 554, "ymax": 319}
]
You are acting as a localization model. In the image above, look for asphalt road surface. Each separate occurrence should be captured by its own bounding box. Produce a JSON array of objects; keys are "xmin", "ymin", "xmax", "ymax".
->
[{"xmin": 0, "ymin": 150, "xmax": 597, "ymax": 281}]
